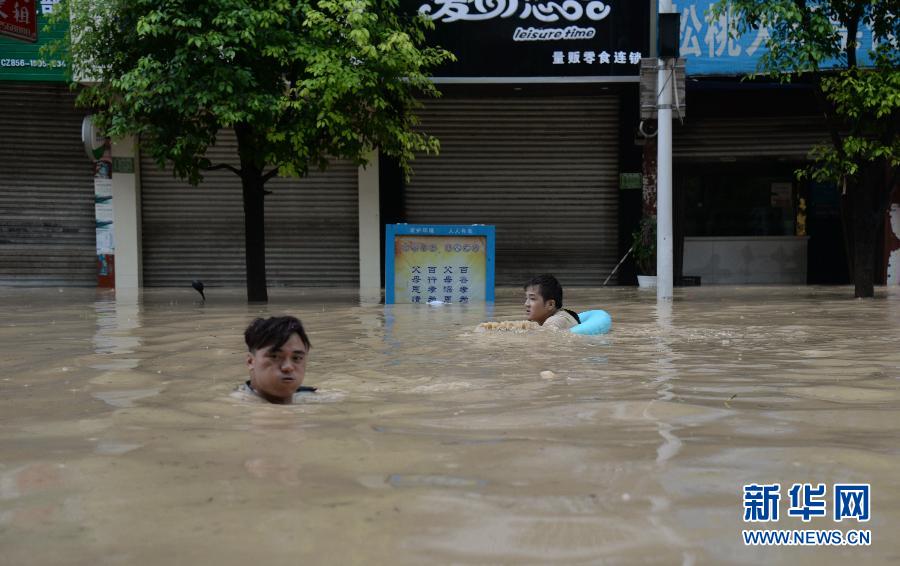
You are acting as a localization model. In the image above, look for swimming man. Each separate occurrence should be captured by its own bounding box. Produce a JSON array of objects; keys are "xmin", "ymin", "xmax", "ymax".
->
[
  {"xmin": 237, "ymin": 315, "xmax": 316, "ymax": 404},
  {"xmin": 524, "ymin": 274, "xmax": 580, "ymax": 330}
]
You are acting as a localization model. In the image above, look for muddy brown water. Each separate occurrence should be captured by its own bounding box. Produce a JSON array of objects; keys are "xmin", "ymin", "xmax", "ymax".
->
[{"xmin": 1, "ymin": 286, "xmax": 898, "ymax": 565}]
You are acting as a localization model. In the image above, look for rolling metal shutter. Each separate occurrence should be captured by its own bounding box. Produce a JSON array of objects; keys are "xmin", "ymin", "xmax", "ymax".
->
[
  {"xmin": 673, "ymin": 116, "xmax": 830, "ymax": 161},
  {"xmin": 405, "ymin": 97, "xmax": 620, "ymax": 286},
  {"xmin": 0, "ymin": 84, "xmax": 95, "ymax": 286},
  {"xmin": 140, "ymin": 130, "xmax": 359, "ymax": 287}
]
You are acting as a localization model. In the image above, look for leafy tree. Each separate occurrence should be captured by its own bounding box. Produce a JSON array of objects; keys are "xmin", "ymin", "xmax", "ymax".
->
[
  {"xmin": 52, "ymin": 0, "xmax": 452, "ymax": 301},
  {"xmin": 631, "ymin": 215, "xmax": 657, "ymax": 276},
  {"xmin": 711, "ymin": 0, "xmax": 899, "ymax": 297}
]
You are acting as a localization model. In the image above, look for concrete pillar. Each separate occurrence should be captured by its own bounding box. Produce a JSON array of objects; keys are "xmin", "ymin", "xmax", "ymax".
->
[
  {"xmin": 111, "ymin": 136, "xmax": 142, "ymax": 288},
  {"xmin": 358, "ymin": 150, "xmax": 381, "ymax": 293},
  {"xmin": 657, "ymin": 0, "xmax": 674, "ymax": 301}
]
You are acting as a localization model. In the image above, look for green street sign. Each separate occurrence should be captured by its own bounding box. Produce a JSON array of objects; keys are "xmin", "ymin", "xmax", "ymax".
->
[
  {"xmin": 112, "ymin": 157, "xmax": 134, "ymax": 174},
  {"xmin": 619, "ymin": 172, "xmax": 642, "ymax": 190}
]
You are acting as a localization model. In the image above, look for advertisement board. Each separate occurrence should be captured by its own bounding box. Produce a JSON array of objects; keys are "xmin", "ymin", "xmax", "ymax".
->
[
  {"xmin": 385, "ymin": 224, "xmax": 495, "ymax": 304},
  {"xmin": 405, "ymin": 0, "xmax": 649, "ymax": 81}
]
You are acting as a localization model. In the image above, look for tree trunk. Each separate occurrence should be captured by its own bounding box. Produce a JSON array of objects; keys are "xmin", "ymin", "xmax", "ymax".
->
[
  {"xmin": 851, "ymin": 197, "xmax": 875, "ymax": 298},
  {"xmin": 235, "ymin": 123, "xmax": 268, "ymax": 303},
  {"xmin": 241, "ymin": 173, "xmax": 268, "ymax": 302},
  {"xmin": 840, "ymin": 179, "xmax": 855, "ymax": 282},
  {"xmin": 849, "ymin": 162, "xmax": 884, "ymax": 298}
]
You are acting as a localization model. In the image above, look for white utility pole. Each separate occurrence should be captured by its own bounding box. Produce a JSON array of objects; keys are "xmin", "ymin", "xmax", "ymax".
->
[{"xmin": 656, "ymin": 0, "xmax": 674, "ymax": 301}]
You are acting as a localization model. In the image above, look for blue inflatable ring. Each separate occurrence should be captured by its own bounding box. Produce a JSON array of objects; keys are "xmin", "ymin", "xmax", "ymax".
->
[{"xmin": 571, "ymin": 309, "xmax": 612, "ymax": 335}]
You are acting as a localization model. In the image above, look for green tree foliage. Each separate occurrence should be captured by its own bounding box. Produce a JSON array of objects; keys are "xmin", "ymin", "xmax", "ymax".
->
[
  {"xmin": 52, "ymin": 0, "xmax": 452, "ymax": 301},
  {"xmin": 711, "ymin": 0, "xmax": 899, "ymax": 297}
]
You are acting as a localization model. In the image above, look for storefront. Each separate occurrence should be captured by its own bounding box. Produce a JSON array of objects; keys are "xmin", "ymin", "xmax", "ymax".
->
[
  {"xmin": 1, "ymin": 2, "xmax": 651, "ymax": 290},
  {"xmin": 142, "ymin": 2, "xmax": 650, "ymax": 289},
  {"xmin": 396, "ymin": 0, "xmax": 649, "ymax": 286},
  {"xmin": 672, "ymin": 0, "xmax": 852, "ymax": 285},
  {"xmin": 0, "ymin": 3, "xmax": 96, "ymax": 287},
  {"xmin": 139, "ymin": 131, "xmax": 361, "ymax": 288},
  {"xmin": 403, "ymin": 94, "xmax": 623, "ymax": 286},
  {"xmin": 673, "ymin": 86, "xmax": 834, "ymax": 284}
]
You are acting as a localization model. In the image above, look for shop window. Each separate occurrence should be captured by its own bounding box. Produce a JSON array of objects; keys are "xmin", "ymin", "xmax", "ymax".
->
[{"xmin": 681, "ymin": 166, "xmax": 797, "ymax": 237}]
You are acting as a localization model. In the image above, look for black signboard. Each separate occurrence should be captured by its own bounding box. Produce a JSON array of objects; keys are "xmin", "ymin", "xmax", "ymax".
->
[{"xmin": 406, "ymin": 0, "xmax": 649, "ymax": 81}]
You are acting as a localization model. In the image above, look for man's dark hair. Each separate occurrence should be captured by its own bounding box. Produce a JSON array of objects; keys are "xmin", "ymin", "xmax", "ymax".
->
[
  {"xmin": 244, "ymin": 316, "xmax": 311, "ymax": 353},
  {"xmin": 524, "ymin": 274, "xmax": 564, "ymax": 308}
]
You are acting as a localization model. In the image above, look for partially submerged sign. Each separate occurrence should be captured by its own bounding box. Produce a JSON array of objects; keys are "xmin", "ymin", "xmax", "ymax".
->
[{"xmin": 385, "ymin": 224, "xmax": 496, "ymax": 304}]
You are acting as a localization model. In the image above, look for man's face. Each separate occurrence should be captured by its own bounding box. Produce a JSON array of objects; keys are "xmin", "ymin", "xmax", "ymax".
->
[
  {"xmin": 524, "ymin": 285, "xmax": 555, "ymax": 325},
  {"xmin": 246, "ymin": 333, "xmax": 308, "ymax": 404}
]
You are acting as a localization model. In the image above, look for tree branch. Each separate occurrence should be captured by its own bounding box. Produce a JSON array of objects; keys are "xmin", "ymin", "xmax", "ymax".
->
[
  {"xmin": 793, "ymin": 0, "xmax": 846, "ymax": 160},
  {"xmin": 810, "ymin": 82, "xmax": 847, "ymax": 160},
  {"xmin": 203, "ymin": 163, "xmax": 242, "ymax": 176},
  {"xmin": 845, "ymin": 1, "xmax": 864, "ymax": 69},
  {"xmin": 261, "ymin": 168, "xmax": 281, "ymax": 183}
]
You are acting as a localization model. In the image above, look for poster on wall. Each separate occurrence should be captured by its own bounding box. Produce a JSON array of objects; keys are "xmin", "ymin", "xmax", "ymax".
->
[
  {"xmin": 385, "ymin": 224, "xmax": 495, "ymax": 304},
  {"xmin": 94, "ymin": 143, "xmax": 115, "ymax": 287},
  {"xmin": 404, "ymin": 0, "xmax": 649, "ymax": 80}
]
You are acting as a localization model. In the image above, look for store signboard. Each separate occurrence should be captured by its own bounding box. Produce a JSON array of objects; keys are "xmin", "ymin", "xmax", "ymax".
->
[
  {"xmin": 405, "ymin": 0, "xmax": 649, "ymax": 81},
  {"xmin": 385, "ymin": 224, "xmax": 495, "ymax": 304},
  {"xmin": 675, "ymin": 0, "xmax": 878, "ymax": 75},
  {"xmin": 0, "ymin": 0, "xmax": 68, "ymax": 81},
  {"xmin": 0, "ymin": 0, "xmax": 36, "ymax": 42}
]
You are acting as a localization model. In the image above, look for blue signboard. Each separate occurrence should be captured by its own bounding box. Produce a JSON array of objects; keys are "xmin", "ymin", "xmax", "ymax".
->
[
  {"xmin": 385, "ymin": 224, "xmax": 496, "ymax": 304},
  {"xmin": 675, "ymin": 0, "xmax": 877, "ymax": 76}
]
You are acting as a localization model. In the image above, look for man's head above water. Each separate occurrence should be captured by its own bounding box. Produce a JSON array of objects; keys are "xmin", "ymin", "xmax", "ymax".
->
[
  {"xmin": 523, "ymin": 274, "xmax": 564, "ymax": 325},
  {"xmin": 244, "ymin": 316, "xmax": 311, "ymax": 404}
]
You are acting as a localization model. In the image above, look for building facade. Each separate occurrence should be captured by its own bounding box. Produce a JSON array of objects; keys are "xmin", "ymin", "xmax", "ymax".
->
[
  {"xmin": 670, "ymin": 0, "xmax": 896, "ymax": 285},
  {"xmin": 0, "ymin": 3, "xmax": 97, "ymax": 286},
  {"xmin": 3, "ymin": 1, "xmax": 895, "ymax": 289}
]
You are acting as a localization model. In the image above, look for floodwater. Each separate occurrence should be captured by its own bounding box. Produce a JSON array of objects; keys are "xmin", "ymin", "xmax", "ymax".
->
[{"xmin": 1, "ymin": 285, "xmax": 899, "ymax": 565}]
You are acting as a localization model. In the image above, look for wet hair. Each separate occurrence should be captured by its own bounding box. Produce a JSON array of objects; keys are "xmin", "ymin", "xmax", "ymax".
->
[
  {"xmin": 524, "ymin": 274, "xmax": 564, "ymax": 308},
  {"xmin": 524, "ymin": 274, "xmax": 580, "ymax": 324},
  {"xmin": 244, "ymin": 316, "xmax": 311, "ymax": 353}
]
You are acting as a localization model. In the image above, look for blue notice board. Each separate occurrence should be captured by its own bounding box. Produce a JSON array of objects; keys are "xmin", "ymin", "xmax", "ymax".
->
[{"xmin": 385, "ymin": 224, "xmax": 495, "ymax": 304}]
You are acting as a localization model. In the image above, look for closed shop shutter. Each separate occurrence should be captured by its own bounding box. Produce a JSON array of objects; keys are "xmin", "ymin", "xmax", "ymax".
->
[
  {"xmin": 140, "ymin": 130, "xmax": 359, "ymax": 287},
  {"xmin": 404, "ymin": 96, "xmax": 620, "ymax": 286},
  {"xmin": 0, "ymin": 84, "xmax": 95, "ymax": 286},
  {"xmin": 674, "ymin": 116, "xmax": 830, "ymax": 161}
]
